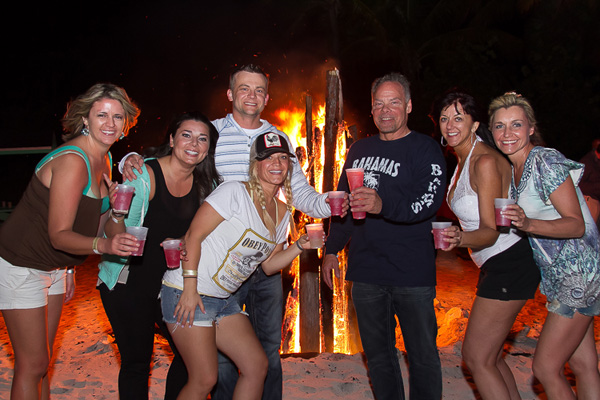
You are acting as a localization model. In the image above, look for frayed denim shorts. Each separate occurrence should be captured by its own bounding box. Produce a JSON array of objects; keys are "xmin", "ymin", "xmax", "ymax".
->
[
  {"xmin": 546, "ymin": 297, "xmax": 600, "ymax": 319},
  {"xmin": 160, "ymin": 284, "xmax": 245, "ymax": 328}
]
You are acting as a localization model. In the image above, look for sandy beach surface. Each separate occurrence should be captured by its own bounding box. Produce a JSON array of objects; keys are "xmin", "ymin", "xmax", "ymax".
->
[{"xmin": 1, "ymin": 250, "xmax": 598, "ymax": 399}]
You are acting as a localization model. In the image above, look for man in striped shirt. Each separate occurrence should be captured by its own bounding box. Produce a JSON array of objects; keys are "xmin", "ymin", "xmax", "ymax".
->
[{"xmin": 210, "ymin": 65, "xmax": 331, "ymax": 400}]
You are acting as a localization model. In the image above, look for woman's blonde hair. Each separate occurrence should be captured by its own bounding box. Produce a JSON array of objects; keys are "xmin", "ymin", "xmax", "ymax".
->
[
  {"xmin": 61, "ymin": 83, "xmax": 140, "ymax": 141},
  {"xmin": 488, "ymin": 92, "xmax": 544, "ymax": 146},
  {"xmin": 247, "ymin": 158, "xmax": 297, "ymax": 240}
]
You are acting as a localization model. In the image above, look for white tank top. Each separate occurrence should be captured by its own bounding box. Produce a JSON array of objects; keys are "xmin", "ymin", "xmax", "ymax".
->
[{"xmin": 447, "ymin": 137, "xmax": 520, "ymax": 267}]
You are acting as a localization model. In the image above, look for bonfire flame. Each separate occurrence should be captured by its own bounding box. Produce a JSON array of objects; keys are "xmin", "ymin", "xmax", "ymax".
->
[{"xmin": 273, "ymin": 102, "xmax": 350, "ymax": 354}]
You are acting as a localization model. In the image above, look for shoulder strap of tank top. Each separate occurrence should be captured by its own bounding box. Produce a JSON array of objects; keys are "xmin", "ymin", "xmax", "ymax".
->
[
  {"xmin": 146, "ymin": 158, "xmax": 166, "ymax": 190},
  {"xmin": 36, "ymin": 145, "xmax": 93, "ymax": 195}
]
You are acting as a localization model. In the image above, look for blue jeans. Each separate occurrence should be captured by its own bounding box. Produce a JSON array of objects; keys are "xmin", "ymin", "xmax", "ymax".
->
[
  {"xmin": 352, "ymin": 283, "xmax": 442, "ymax": 400},
  {"xmin": 212, "ymin": 267, "xmax": 283, "ymax": 400}
]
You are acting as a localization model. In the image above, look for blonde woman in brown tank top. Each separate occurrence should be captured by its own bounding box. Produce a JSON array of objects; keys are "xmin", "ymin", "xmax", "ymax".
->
[{"xmin": 0, "ymin": 83, "xmax": 140, "ymax": 399}]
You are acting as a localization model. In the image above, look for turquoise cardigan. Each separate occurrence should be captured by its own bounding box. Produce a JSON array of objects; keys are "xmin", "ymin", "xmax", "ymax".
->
[{"xmin": 97, "ymin": 163, "xmax": 152, "ymax": 290}]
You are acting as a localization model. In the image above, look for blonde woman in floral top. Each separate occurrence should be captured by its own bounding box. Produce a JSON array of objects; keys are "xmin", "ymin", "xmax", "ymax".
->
[{"xmin": 489, "ymin": 92, "xmax": 600, "ymax": 400}]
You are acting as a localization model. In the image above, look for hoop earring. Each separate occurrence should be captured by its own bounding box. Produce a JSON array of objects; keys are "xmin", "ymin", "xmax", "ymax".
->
[
  {"xmin": 440, "ymin": 136, "xmax": 447, "ymax": 147},
  {"xmin": 82, "ymin": 127, "xmax": 89, "ymax": 136}
]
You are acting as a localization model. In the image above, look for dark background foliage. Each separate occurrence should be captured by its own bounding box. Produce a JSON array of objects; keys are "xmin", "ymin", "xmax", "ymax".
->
[{"xmin": 1, "ymin": 0, "xmax": 599, "ymax": 203}]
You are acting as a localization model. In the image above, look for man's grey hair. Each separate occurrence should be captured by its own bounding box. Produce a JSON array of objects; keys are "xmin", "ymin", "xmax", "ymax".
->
[{"xmin": 371, "ymin": 73, "xmax": 411, "ymax": 101}]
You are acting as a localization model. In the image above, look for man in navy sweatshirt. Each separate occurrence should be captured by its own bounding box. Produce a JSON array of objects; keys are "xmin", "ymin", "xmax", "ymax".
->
[{"xmin": 323, "ymin": 72, "xmax": 446, "ymax": 400}]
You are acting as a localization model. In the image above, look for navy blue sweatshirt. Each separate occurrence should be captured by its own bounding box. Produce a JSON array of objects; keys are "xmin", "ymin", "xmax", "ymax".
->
[{"xmin": 325, "ymin": 131, "xmax": 447, "ymax": 287}]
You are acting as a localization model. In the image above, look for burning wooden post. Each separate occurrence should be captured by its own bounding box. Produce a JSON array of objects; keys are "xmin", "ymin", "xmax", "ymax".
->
[
  {"xmin": 319, "ymin": 70, "xmax": 344, "ymax": 352},
  {"xmin": 323, "ymin": 70, "xmax": 343, "ymax": 192},
  {"xmin": 298, "ymin": 93, "xmax": 321, "ymax": 353},
  {"xmin": 298, "ymin": 68, "xmax": 346, "ymax": 353},
  {"xmin": 281, "ymin": 69, "xmax": 359, "ymax": 354},
  {"xmin": 305, "ymin": 94, "xmax": 314, "ymax": 187}
]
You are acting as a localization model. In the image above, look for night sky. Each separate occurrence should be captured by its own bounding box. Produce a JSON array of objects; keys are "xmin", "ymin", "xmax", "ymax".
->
[{"xmin": 2, "ymin": 0, "xmax": 599, "ymax": 203}]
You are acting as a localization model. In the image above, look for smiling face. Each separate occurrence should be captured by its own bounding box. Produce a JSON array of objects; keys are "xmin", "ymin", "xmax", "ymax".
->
[
  {"xmin": 371, "ymin": 81, "xmax": 412, "ymax": 140},
  {"xmin": 82, "ymin": 98, "xmax": 125, "ymax": 146},
  {"xmin": 256, "ymin": 152, "xmax": 290, "ymax": 188},
  {"xmin": 439, "ymin": 102, "xmax": 479, "ymax": 150},
  {"xmin": 491, "ymin": 105, "xmax": 535, "ymax": 159},
  {"xmin": 169, "ymin": 120, "xmax": 210, "ymax": 166},
  {"xmin": 227, "ymin": 71, "xmax": 269, "ymax": 120}
]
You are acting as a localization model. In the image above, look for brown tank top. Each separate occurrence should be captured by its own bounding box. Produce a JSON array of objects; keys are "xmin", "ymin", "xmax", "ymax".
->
[{"xmin": 0, "ymin": 174, "xmax": 101, "ymax": 271}]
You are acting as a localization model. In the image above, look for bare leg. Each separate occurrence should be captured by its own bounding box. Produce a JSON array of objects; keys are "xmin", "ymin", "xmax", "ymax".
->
[
  {"xmin": 2, "ymin": 305, "xmax": 53, "ymax": 400},
  {"xmin": 41, "ymin": 293, "xmax": 65, "ymax": 400},
  {"xmin": 569, "ymin": 321, "xmax": 600, "ymax": 400},
  {"xmin": 533, "ymin": 311, "xmax": 597, "ymax": 400},
  {"xmin": 216, "ymin": 313, "xmax": 268, "ymax": 400},
  {"xmin": 462, "ymin": 296, "xmax": 526, "ymax": 400},
  {"xmin": 167, "ymin": 322, "xmax": 218, "ymax": 399}
]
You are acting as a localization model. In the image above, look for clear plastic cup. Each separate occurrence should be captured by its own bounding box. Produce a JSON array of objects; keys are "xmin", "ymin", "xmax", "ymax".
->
[
  {"xmin": 328, "ymin": 191, "xmax": 345, "ymax": 216},
  {"xmin": 346, "ymin": 168, "xmax": 366, "ymax": 219},
  {"xmin": 162, "ymin": 239, "xmax": 181, "ymax": 269},
  {"xmin": 305, "ymin": 223, "xmax": 325, "ymax": 249},
  {"xmin": 494, "ymin": 198, "xmax": 516, "ymax": 227},
  {"xmin": 432, "ymin": 222, "xmax": 452, "ymax": 249},
  {"xmin": 126, "ymin": 226, "xmax": 148, "ymax": 256},
  {"xmin": 113, "ymin": 185, "xmax": 135, "ymax": 214}
]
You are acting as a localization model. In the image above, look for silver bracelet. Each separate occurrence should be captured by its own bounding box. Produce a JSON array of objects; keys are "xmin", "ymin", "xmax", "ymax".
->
[{"xmin": 110, "ymin": 210, "xmax": 124, "ymax": 224}]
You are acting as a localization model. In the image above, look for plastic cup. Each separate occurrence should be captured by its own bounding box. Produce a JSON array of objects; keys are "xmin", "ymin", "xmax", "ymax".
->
[
  {"xmin": 494, "ymin": 198, "xmax": 516, "ymax": 227},
  {"xmin": 346, "ymin": 168, "xmax": 366, "ymax": 219},
  {"xmin": 305, "ymin": 223, "xmax": 324, "ymax": 249},
  {"xmin": 328, "ymin": 191, "xmax": 345, "ymax": 216},
  {"xmin": 113, "ymin": 185, "xmax": 135, "ymax": 214},
  {"xmin": 162, "ymin": 239, "xmax": 181, "ymax": 269},
  {"xmin": 432, "ymin": 222, "xmax": 452, "ymax": 250},
  {"xmin": 126, "ymin": 226, "xmax": 148, "ymax": 256}
]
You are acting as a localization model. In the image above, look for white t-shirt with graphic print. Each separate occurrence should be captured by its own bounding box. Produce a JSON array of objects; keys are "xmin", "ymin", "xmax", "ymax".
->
[{"xmin": 162, "ymin": 181, "xmax": 290, "ymax": 298}]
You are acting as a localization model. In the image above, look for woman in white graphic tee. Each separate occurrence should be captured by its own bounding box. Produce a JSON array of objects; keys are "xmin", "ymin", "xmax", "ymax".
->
[{"xmin": 161, "ymin": 132, "xmax": 314, "ymax": 399}]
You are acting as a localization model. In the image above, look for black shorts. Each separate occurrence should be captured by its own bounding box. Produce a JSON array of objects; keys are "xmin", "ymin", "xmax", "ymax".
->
[{"xmin": 476, "ymin": 238, "xmax": 540, "ymax": 301}]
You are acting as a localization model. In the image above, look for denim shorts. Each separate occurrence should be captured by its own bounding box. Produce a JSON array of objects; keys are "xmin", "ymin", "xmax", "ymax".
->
[
  {"xmin": 160, "ymin": 284, "xmax": 245, "ymax": 327},
  {"xmin": 0, "ymin": 257, "xmax": 66, "ymax": 310},
  {"xmin": 546, "ymin": 297, "xmax": 600, "ymax": 318}
]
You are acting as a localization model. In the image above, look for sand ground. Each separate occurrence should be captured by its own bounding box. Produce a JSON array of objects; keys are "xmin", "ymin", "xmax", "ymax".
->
[{"xmin": 1, "ymin": 250, "xmax": 598, "ymax": 399}]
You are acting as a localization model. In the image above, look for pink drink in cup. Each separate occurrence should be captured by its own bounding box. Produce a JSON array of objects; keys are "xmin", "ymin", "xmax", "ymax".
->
[
  {"xmin": 305, "ymin": 223, "xmax": 325, "ymax": 249},
  {"xmin": 346, "ymin": 168, "xmax": 366, "ymax": 219},
  {"xmin": 113, "ymin": 185, "xmax": 135, "ymax": 214},
  {"xmin": 494, "ymin": 198, "xmax": 515, "ymax": 227},
  {"xmin": 162, "ymin": 239, "xmax": 181, "ymax": 269},
  {"xmin": 126, "ymin": 226, "xmax": 148, "ymax": 256},
  {"xmin": 328, "ymin": 191, "xmax": 345, "ymax": 216},
  {"xmin": 432, "ymin": 222, "xmax": 452, "ymax": 250}
]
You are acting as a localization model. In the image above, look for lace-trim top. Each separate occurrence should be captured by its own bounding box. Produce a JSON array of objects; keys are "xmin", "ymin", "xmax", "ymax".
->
[{"xmin": 447, "ymin": 136, "xmax": 520, "ymax": 267}]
